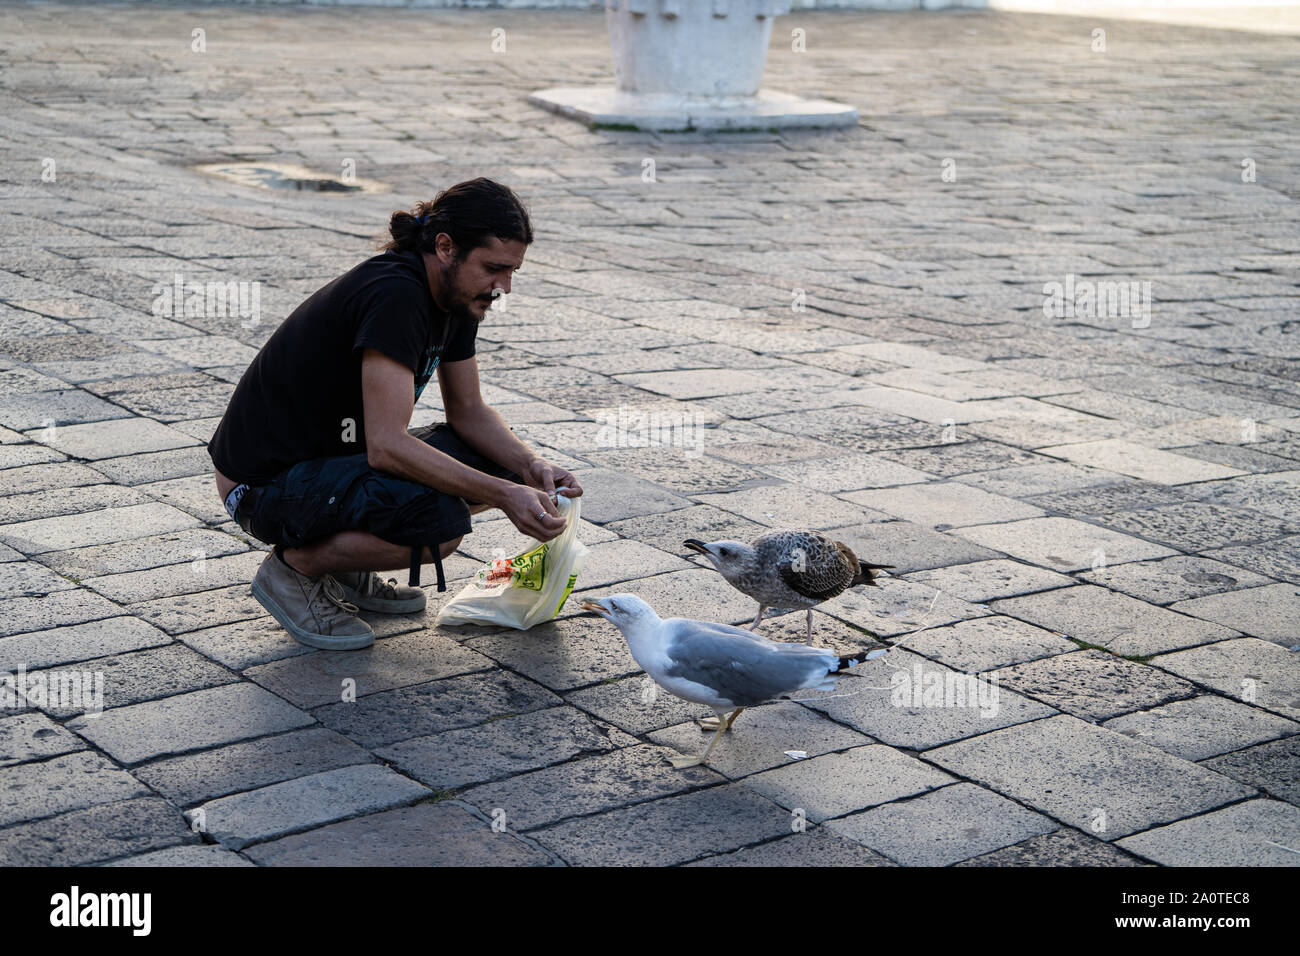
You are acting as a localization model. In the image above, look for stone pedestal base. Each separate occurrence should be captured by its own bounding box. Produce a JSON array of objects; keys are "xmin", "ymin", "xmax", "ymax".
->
[{"xmin": 527, "ymin": 86, "xmax": 858, "ymax": 132}]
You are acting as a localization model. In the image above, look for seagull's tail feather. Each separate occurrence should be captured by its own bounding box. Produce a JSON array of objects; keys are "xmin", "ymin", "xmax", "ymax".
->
[
  {"xmin": 834, "ymin": 649, "xmax": 874, "ymax": 672},
  {"xmin": 852, "ymin": 560, "xmax": 894, "ymax": 588}
]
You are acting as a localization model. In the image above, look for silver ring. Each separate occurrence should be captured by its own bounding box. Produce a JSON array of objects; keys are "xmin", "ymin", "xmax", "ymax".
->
[{"xmin": 536, "ymin": 512, "xmax": 547, "ymax": 520}]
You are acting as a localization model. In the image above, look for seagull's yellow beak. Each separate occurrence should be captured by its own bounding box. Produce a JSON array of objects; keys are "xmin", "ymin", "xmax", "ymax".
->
[{"xmin": 579, "ymin": 599, "xmax": 609, "ymax": 619}]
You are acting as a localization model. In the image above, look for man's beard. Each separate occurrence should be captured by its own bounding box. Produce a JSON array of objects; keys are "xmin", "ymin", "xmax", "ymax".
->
[{"xmin": 440, "ymin": 259, "xmax": 487, "ymax": 323}]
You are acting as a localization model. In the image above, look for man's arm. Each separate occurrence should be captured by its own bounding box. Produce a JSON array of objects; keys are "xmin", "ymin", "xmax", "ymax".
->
[
  {"xmin": 437, "ymin": 355, "xmax": 585, "ymax": 499},
  {"xmin": 361, "ymin": 348, "xmax": 565, "ymax": 541}
]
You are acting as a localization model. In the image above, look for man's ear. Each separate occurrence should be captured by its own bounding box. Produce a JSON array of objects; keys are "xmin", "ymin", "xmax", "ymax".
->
[{"xmin": 435, "ymin": 232, "xmax": 457, "ymax": 264}]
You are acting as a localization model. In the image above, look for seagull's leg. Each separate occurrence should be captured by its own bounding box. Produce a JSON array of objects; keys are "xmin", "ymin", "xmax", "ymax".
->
[
  {"xmin": 669, "ymin": 718, "xmax": 727, "ymax": 769},
  {"xmin": 805, "ymin": 609, "xmax": 815, "ymax": 646},
  {"xmin": 697, "ymin": 706, "xmax": 744, "ymax": 732},
  {"xmin": 750, "ymin": 605, "xmax": 766, "ymax": 631}
]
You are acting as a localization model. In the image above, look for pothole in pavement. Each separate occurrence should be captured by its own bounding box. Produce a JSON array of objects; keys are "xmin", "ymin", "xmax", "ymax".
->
[{"xmin": 194, "ymin": 161, "xmax": 388, "ymax": 193}]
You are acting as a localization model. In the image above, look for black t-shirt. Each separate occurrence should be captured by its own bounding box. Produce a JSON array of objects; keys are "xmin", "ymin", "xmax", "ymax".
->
[{"xmin": 208, "ymin": 248, "xmax": 477, "ymax": 486}]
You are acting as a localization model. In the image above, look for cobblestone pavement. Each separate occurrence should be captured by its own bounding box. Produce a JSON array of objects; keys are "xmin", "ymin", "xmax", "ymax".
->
[{"xmin": 1, "ymin": 2, "xmax": 1298, "ymax": 866}]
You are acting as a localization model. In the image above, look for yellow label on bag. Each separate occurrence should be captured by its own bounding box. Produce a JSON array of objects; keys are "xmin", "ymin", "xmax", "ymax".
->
[
  {"xmin": 551, "ymin": 572, "xmax": 580, "ymax": 618},
  {"xmin": 511, "ymin": 542, "xmax": 548, "ymax": 592}
]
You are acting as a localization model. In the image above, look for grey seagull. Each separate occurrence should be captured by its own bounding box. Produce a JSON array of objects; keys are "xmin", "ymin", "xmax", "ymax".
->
[
  {"xmin": 581, "ymin": 594, "xmax": 879, "ymax": 768},
  {"xmin": 684, "ymin": 529, "xmax": 892, "ymax": 645}
]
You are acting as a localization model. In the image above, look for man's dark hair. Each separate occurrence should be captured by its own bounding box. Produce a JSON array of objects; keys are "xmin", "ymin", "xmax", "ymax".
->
[{"xmin": 382, "ymin": 178, "xmax": 533, "ymax": 259}]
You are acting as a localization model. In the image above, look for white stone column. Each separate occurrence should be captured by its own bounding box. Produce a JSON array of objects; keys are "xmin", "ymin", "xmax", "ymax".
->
[{"xmin": 529, "ymin": 0, "xmax": 857, "ymax": 131}]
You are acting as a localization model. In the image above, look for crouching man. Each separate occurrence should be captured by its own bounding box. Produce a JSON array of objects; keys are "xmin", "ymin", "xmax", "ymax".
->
[{"xmin": 208, "ymin": 178, "xmax": 582, "ymax": 651}]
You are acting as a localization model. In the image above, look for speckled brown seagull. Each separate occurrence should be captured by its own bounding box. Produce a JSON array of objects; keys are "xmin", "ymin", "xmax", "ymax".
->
[{"xmin": 684, "ymin": 529, "xmax": 893, "ymax": 645}]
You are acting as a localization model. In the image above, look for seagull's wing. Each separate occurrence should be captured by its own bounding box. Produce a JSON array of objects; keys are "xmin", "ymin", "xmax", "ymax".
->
[
  {"xmin": 766, "ymin": 534, "xmax": 855, "ymax": 602},
  {"xmin": 662, "ymin": 619, "xmax": 842, "ymax": 708}
]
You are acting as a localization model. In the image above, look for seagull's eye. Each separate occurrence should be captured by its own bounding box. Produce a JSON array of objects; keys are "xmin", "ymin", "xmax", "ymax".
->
[{"xmin": 719, "ymin": 548, "xmax": 730, "ymax": 556}]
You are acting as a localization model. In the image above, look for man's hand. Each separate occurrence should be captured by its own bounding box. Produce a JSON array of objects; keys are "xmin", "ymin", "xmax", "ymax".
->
[
  {"xmin": 523, "ymin": 458, "xmax": 584, "ymax": 499},
  {"xmin": 499, "ymin": 483, "xmax": 567, "ymax": 542}
]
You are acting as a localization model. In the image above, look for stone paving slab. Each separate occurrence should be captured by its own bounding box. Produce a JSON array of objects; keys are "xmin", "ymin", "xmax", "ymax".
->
[
  {"xmin": 1079, "ymin": 555, "xmax": 1277, "ymax": 606},
  {"xmin": 829, "ymin": 519, "xmax": 1010, "ymax": 575},
  {"xmin": 739, "ymin": 744, "xmax": 955, "ymax": 823},
  {"xmin": 102, "ymin": 844, "xmax": 255, "ymax": 867},
  {"xmin": 1150, "ymin": 638, "xmax": 1300, "ymax": 721},
  {"xmin": 1201, "ymin": 736, "xmax": 1300, "ymax": 807},
  {"xmin": 901, "ymin": 615, "xmax": 1079, "ymax": 675},
  {"xmin": 990, "ymin": 584, "xmax": 1239, "ymax": 657},
  {"xmin": 28, "ymin": 642, "xmax": 238, "ymax": 717},
  {"xmin": 0, "ymin": 750, "xmax": 150, "ymax": 827},
  {"xmin": 374, "ymin": 705, "xmax": 627, "ymax": 793},
  {"xmin": 0, "ymin": 796, "xmax": 200, "ymax": 867},
  {"xmin": 176, "ymin": 617, "xmax": 311, "ymax": 671},
  {"xmin": 901, "ymin": 558, "xmax": 1074, "ymax": 604},
  {"xmin": 133, "ymin": 727, "xmax": 375, "ymax": 808},
  {"xmin": 67, "ymin": 682, "xmax": 315, "ymax": 765},
  {"xmin": 998, "ymin": 650, "xmax": 1199, "ymax": 723},
  {"xmin": 846, "ymin": 481, "xmax": 1044, "ymax": 530},
  {"xmin": 530, "ymin": 783, "xmax": 792, "ymax": 866},
  {"xmin": 313, "ymin": 670, "xmax": 563, "ymax": 750},
  {"xmin": 1168, "ymin": 584, "xmax": 1300, "ymax": 647},
  {"xmin": 463, "ymin": 616, "xmax": 640, "ymax": 693},
  {"xmin": 955, "ymin": 828, "xmax": 1144, "ymax": 867},
  {"xmin": 128, "ymin": 582, "xmax": 268, "ymax": 635},
  {"xmin": 694, "ymin": 484, "xmax": 887, "ymax": 531},
  {"xmin": 188, "ymin": 763, "xmax": 431, "ymax": 851},
  {"xmin": 27, "ymin": 417, "xmax": 200, "ymax": 460},
  {"xmin": 0, "ymin": 589, "xmax": 126, "ymax": 638},
  {"xmin": 0, "ymin": 712, "xmax": 84, "ymax": 767},
  {"xmin": 647, "ymin": 703, "xmax": 874, "ymax": 779},
  {"xmin": 458, "ymin": 744, "xmax": 723, "ymax": 832},
  {"xmin": 1100, "ymin": 502, "xmax": 1298, "ymax": 552},
  {"xmin": 758, "ymin": 453, "xmax": 933, "ymax": 492},
  {"xmin": 0, "ymin": 501, "xmax": 200, "ymax": 555},
  {"xmin": 570, "ymin": 536, "xmax": 694, "ymax": 588},
  {"xmin": 686, "ymin": 827, "xmax": 897, "ymax": 867},
  {"xmin": 82, "ymin": 551, "xmax": 264, "ymax": 604},
  {"xmin": 800, "ymin": 649, "xmax": 1056, "ymax": 750},
  {"xmin": 825, "ymin": 782, "xmax": 1059, "ymax": 867},
  {"xmin": 244, "ymin": 631, "xmax": 495, "ymax": 709},
  {"xmin": 565, "ymin": 674, "xmax": 714, "ymax": 736},
  {"xmin": 32, "ymin": 527, "xmax": 249, "ymax": 579},
  {"xmin": 926, "ymin": 715, "xmax": 1258, "ymax": 840},
  {"xmin": 0, "ymin": 616, "xmax": 172, "ymax": 671},
  {"xmin": 244, "ymin": 801, "xmax": 552, "ymax": 867},
  {"xmin": 1116, "ymin": 799, "xmax": 1300, "ymax": 867},
  {"xmin": 1038, "ymin": 438, "xmax": 1247, "ymax": 485},
  {"xmin": 604, "ymin": 504, "xmax": 769, "ymax": 557},
  {"xmin": 1102, "ymin": 695, "xmax": 1299, "ymax": 762},
  {"xmin": 953, "ymin": 516, "xmax": 1177, "ymax": 573}
]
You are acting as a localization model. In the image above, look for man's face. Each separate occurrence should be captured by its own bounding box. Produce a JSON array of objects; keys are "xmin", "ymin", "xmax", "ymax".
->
[{"xmin": 438, "ymin": 236, "xmax": 527, "ymax": 322}]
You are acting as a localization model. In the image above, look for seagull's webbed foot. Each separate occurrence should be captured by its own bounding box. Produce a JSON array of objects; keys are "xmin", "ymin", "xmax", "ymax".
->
[
  {"xmin": 668, "ymin": 715, "xmax": 729, "ymax": 769},
  {"xmin": 667, "ymin": 754, "xmax": 706, "ymax": 769}
]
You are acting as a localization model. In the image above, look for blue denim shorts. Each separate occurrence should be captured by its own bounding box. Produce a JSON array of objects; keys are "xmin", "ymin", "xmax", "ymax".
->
[{"xmin": 231, "ymin": 423, "xmax": 523, "ymax": 587}]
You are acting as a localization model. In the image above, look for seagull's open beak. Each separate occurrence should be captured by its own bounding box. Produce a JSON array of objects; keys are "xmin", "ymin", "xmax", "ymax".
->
[
  {"xmin": 682, "ymin": 539, "xmax": 710, "ymax": 557},
  {"xmin": 579, "ymin": 599, "xmax": 609, "ymax": 619}
]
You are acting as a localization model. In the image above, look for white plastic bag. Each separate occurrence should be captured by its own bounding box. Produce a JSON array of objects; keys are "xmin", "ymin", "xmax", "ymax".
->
[{"xmin": 435, "ymin": 493, "xmax": 589, "ymax": 630}]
